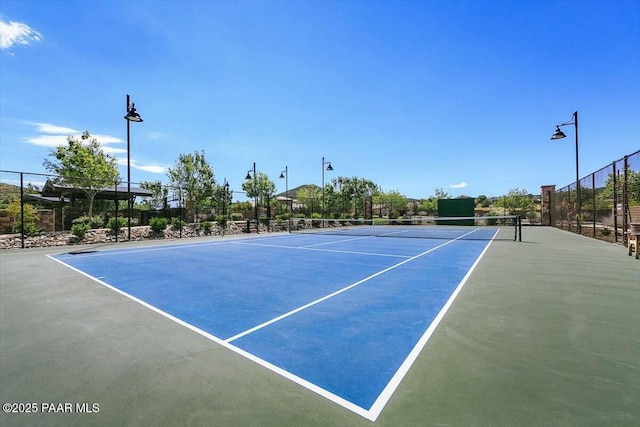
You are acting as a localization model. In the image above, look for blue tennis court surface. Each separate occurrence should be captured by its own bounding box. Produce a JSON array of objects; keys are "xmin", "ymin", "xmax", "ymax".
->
[{"xmin": 49, "ymin": 229, "xmax": 498, "ymax": 420}]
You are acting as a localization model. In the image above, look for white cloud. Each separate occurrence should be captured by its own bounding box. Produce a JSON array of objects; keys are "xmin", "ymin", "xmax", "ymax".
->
[
  {"xmin": 449, "ymin": 182, "xmax": 468, "ymax": 189},
  {"xmin": 0, "ymin": 19, "xmax": 43, "ymax": 50},
  {"xmin": 22, "ymin": 121, "xmax": 165, "ymax": 174},
  {"xmin": 32, "ymin": 123, "xmax": 79, "ymax": 134},
  {"xmin": 116, "ymin": 158, "xmax": 166, "ymax": 174},
  {"xmin": 23, "ymin": 134, "xmax": 69, "ymax": 147}
]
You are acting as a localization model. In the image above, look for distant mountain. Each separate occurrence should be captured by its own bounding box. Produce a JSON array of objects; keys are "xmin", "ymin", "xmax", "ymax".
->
[
  {"xmin": 276, "ymin": 184, "xmax": 320, "ymax": 199},
  {"xmin": 0, "ymin": 183, "xmax": 21, "ymax": 204}
]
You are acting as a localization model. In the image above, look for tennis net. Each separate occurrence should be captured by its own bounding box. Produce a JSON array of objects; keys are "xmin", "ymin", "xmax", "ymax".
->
[{"xmin": 289, "ymin": 216, "xmax": 522, "ymax": 241}]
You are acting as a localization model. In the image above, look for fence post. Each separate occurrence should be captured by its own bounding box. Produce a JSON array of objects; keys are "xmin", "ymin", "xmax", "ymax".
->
[
  {"xmin": 612, "ymin": 161, "xmax": 618, "ymax": 243},
  {"xmin": 623, "ymin": 156, "xmax": 629, "ymax": 245},
  {"xmin": 20, "ymin": 172, "xmax": 25, "ymax": 249},
  {"xmin": 592, "ymin": 173, "xmax": 596, "ymax": 237},
  {"xmin": 114, "ymin": 181, "xmax": 119, "ymax": 243}
]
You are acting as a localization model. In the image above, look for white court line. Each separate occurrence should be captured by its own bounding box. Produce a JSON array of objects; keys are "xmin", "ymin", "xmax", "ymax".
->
[
  {"xmin": 224, "ymin": 228, "xmax": 481, "ymax": 344},
  {"xmin": 48, "ymin": 226, "xmax": 491, "ymax": 422},
  {"xmin": 366, "ymin": 228, "xmax": 498, "ymax": 420},
  {"xmin": 52, "ymin": 239, "xmax": 233, "ymax": 258},
  {"xmin": 230, "ymin": 240, "xmax": 410, "ymax": 259}
]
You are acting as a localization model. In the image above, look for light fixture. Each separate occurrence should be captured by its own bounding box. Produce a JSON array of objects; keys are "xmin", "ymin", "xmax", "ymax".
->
[
  {"xmin": 551, "ymin": 111, "xmax": 580, "ymax": 231},
  {"xmin": 124, "ymin": 94, "xmax": 143, "ymax": 241}
]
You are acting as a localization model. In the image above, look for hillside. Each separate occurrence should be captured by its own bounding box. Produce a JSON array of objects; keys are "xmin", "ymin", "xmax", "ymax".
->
[{"xmin": 0, "ymin": 183, "xmax": 21, "ymax": 205}]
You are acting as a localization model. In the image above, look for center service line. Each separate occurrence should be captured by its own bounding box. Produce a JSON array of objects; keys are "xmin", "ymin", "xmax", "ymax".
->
[{"xmin": 224, "ymin": 229, "xmax": 480, "ymax": 343}]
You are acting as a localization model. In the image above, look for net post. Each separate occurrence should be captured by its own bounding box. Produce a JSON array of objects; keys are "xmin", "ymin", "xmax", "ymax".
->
[{"xmin": 518, "ymin": 215, "xmax": 522, "ymax": 242}]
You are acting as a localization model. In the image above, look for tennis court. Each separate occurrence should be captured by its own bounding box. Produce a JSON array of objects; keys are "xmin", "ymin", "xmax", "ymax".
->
[
  {"xmin": 48, "ymin": 223, "xmax": 507, "ymax": 420},
  {"xmin": 1, "ymin": 226, "xmax": 638, "ymax": 426}
]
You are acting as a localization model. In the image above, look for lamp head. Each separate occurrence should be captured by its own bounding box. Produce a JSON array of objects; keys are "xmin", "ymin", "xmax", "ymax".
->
[
  {"xmin": 326, "ymin": 163, "xmax": 333, "ymax": 171},
  {"xmin": 124, "ymin": 104, "xmax": 143, "ymax": 122},
  {"xmin": 245, "ymin": 172, "xmax": 252, "ymax": 180},
  {"xmin": 550, "ymin": 126, "xmax": 567, "ymax": 140},
  {"xmin": 279, "ymin": 172, "xmax": 285, "ymax": 179}
]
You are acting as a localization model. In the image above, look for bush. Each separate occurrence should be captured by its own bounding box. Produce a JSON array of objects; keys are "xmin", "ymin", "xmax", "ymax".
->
[
  {"xmin": 107, "ymin": 217, "xmax": 133, "ymax": 231},
  {"xmin": 149, "ymin": 217, "xmax": 169, "ymax": 234},
  {"xmin": 230, "ymin": 213, "xmax": 244, "ymax": 221},
  {"xmin": 72, "ymin": 216, "xmax": 90, "ymax": 225},
  {"xmin": 171, "ymin": 217, "xmax": 186, "ymax": 230},
  {"xmin": 600, "ymin": 227, "xmax": 611, "ymax": 236},
  {"xmin": 484, "ymin": 211, "xmax": 499, "ymax": 226},
  {"xmin": 202, "ymin": 220, "xmax": 213, "ymax": 235},
  {"xmin": 74, "ymin": 215, "xmax": 106, "ymax": 229},
  {"xmin": 15, "ymin": 222, "xmax": 40, "ymax": 236},
  {"xmin": 216, "ymin": 216, "xmax": 227, "ymax": 229},
  {"xmin": 71, "ymin": 223, "xmax": 90, "ymax": 239}
]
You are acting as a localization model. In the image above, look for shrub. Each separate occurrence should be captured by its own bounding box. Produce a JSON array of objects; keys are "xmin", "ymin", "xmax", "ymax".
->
[
  {"xmin": 72, "ymin": 216, "xmax": 90, "ymax": 225},
  {"xmin": 74, "ymin": 214, "xmax": 105, "ymax": 228},
  {"xmin": 149, "ymin": 217, "xmax": 169, "ymax": 234},
  {"xmin": 71, "ymin": 223, "xmax": 90, "ymax": 239},
  {"xmin": 230, "ymin": 213, "xmax": 244, "ymax": 221},
  {"xmin": 107, "ymin": 217, "xmax": 129, "ymax": 231},
  {"xmin": 171, "ymin": 217, "xmax": 186, "ymax": 230},
  {"xmin": 600, "ymin": 227, "xmax": 611, "ymax": 236},
  {"xmin": 484, "ymin": 211, "xmax": 499, "ymax": 226},
  {"xmin": 311, "ymin": 212, "xmax": 322, "ymax": 227},
  {"xmin": 15, "ymin": 222, "xmax": 40, "ymax": 236},
  {"xmin": 202, "ymin": 220, "xmax": 213, "ymax": 235},
  {"xmin": 216, "ymin": 216, "xmax": 227, "ymax": 229},
  {"xmin": 259, "ymin": 215, "xmax": 270, "ymax": 226}
]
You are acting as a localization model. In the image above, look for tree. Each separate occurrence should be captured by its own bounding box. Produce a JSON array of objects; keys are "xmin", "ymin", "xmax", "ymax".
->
[
  {"xmin": 43, "ymin": 131, "xmax": 119, "ymax": 220},
  {"xmin": 6, "ymin": 196, "xmax": 40, "ymax": 233},
  {"xmin": 140, "ymin": 180, "xmax": 169, "ymax": 210},
  {"xmin": 476, "ymin": 194, "xmax": 490, "ymax": 208},
  {"xmin": 598, "ymin": 170, "xmax": 640, "ymax": 207},
  {"xmin": 242, "ymin": 171, "xmax": 276, "ymax": 218},
  {"xmin": 376, "ymin": 190, "xmax": 408, "ymax": 218},
  {"xmin": 332, "ymin": 176, "xmax": 379, "ymax": 218},
  {"xmin": 296, "ymin": 186, "xmax": 322, "ymax": 216},
  {"xmin": 167, "ymin": 150, "xmax": 216, "ymax": 222},
  {"xmin": 434, "ymin": 188, "xmax": 451, "ymax": 199},
  {"xmin": 494, "ymin": 188, "xmax": 534, "ymax": 215}
]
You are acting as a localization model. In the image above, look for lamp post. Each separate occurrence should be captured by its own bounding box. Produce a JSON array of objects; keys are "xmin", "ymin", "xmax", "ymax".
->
[
  {"xmin": 245, "ymin": 162, "xmax": 258, "ymax": 233},
  {"xmin": 222, "ymin": 179, "xmax": 229, "ymax": 218},
  {"xmin": 551, "ymin": 111, "xmax": 580, "ymax": 230},
  {"xmin": 124, "ymin": 94, "xmax": 143, "ymax": 241},
  {"xmin": 321, "ymin": 157, "xmax": 333, "ymax": 218},
  {"xmin": 279, "ymin": 166, "xmax": 291, "ymax": 215}
]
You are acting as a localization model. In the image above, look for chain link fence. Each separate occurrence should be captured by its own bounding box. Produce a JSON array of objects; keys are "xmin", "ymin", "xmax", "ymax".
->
[
  {"xmin": 551, "ymin": 149, "xmax": 640, "ymax": 244},
  {"xmin": 0, "ymin": 171, "xmax": 256, "ymax": 249}
]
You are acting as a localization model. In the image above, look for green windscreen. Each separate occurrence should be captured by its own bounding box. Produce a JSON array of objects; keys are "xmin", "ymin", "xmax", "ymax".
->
[{"xmin": 437, "ymin": 198, "xmax": 475, "ymax": 225}]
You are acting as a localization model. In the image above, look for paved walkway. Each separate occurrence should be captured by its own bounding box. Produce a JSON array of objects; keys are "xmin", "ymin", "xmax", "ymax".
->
[{"xmin": 1, "ymin": 228, "xmax": 638, "ymax": 426}]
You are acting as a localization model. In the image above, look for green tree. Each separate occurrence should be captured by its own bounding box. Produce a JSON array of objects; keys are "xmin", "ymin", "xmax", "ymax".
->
[
  {"xmin": 333, "ymin": 176, "xmax": 379, "ymax": 218},
  {"xmin": 476, "ymin": 194, "xmax": 490, "ymax": 208},
  {"xmin": 296, "ymin": 186, "xmax": 322, "ymax": 216},
  {"xmin": 495, "ymin": 188, "xmax": 534, "ymax": 215},
  {"xmin": 434, "ymin": 188, "xmax": 451, "ymax": 199},
  {"xmin": 6, "ymin": 196, "xmax": 40, "ymax": 233},
  {"xmin": 376, "ymin": 190, "xmax": 408, "ymax": 218},
  {"xmin": 43, "ymin": 131, "xmax": 119, "ymax": 220},
  {"xmin": 242, "ymin": 171, "xmax": 276, "ymax": 217},
  {"xmin": 167, "ymin": 150, "xmax": 216, "ymax": 222},
  {"xmin": 598, "ymin": 170, "xmax": 640, "ymax": 207},
  {"xmin": 140, "ymin": 180, "xmax": 169, "ymax": 210}
]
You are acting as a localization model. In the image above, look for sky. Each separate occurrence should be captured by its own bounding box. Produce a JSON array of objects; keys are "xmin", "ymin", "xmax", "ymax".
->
[{"xmin": 1, "ymin": 0, "xmax": 639, "ymax": 201}]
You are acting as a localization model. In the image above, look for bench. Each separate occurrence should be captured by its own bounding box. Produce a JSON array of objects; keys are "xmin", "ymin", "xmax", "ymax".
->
[{"xmin": 628, "ymin": 206, "xmax": 640, "ymax": 259}]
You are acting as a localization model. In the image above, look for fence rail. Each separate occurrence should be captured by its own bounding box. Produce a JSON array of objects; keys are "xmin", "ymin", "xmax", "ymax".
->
[{"xmin": 550, "ymin": 150, "xmax": 640, "ymax": 244}]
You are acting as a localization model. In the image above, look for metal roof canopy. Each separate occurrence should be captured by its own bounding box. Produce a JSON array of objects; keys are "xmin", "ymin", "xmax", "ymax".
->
[{"xmin": 40, "ymin": 180, "xmax": 152, "ymax": 201}]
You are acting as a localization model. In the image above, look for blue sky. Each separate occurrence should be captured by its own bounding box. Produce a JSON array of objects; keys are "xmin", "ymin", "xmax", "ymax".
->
[{"xmin": 1, "ymin": 0, "xmax": 639, "ymax": 200}]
